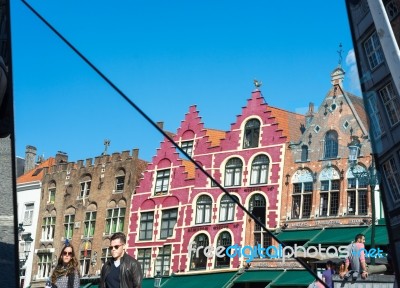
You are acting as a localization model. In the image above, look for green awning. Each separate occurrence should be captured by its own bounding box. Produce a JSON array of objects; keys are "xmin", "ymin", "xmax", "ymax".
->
[
  {"xmin": 234, "ymin": 269, "xmax": 283, "ymax": 283},
  {"xmin": 306, "ymin": 226, "xmax": 369, "ymax": 246},
  {"xmin": 269, "ymin": 270, "xmax": 315, "ymax": 287},
  {"xmin": 142, "ymin": 277, "xmax": 161, "ymax": 288},
  {"xmin": 276, "ymin": 229, "xmax": 323, "ymax": 242},
  {"xmin": 160, "ymin": 272, "xmax": 236, "ymax": 288},
  {"xmin": 79, "ymin": 284, "xmax": 92, "ymax": 288},
  {"xmin": 363, "ymin": 225, "xmax": 389, "ymax": 246}
]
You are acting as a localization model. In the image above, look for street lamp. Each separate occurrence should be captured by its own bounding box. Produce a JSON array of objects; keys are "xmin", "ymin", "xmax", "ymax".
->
[
  {"xmin": 19, "ymin": 233, "xmax": 33, "ymax": 268},
  {"xmin": 348, "ymin": 136, "xmax": 378, "ymax": 265},
  {"xmin": 154, "ymin": 271, "xmax": 162, "ymax": 288}
]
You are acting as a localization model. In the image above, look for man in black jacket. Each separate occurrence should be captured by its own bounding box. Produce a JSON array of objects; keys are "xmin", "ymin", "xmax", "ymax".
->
[{"xmin": 100, "ymin": 232, "xmax": 143, "ymax": 288}]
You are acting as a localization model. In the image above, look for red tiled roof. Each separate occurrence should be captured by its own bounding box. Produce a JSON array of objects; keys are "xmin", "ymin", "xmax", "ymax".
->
[
  {"xmin": 205, "ymin": 129, "xmax": 226, "ymax": 147},
  {"xmin": 17, "ymin": 158, "xmax": 55, "ymax": 184},
  {"xmin": 181, "ymin": 160, "xmax": 195, "ymax": 179},
  {"xmin": 346, "ymin": 92, "xmax": 369, "ymax": 131},
  {"xmin": 268, "ymin": 106, "xmax": 305, "ymax": 141}
]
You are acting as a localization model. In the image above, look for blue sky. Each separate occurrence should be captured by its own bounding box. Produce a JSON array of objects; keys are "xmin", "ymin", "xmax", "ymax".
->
[{"xmin": 11, "ymin": 0, "xmax": 361, "ymax": 162}]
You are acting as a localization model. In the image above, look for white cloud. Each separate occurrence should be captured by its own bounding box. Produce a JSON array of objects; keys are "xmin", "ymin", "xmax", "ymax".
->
[{"xmin": 345, "ymin": 49, "xmax": 362, "ymax": 94}]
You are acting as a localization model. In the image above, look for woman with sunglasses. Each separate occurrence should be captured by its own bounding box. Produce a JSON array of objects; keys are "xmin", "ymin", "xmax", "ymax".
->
[{"xmin": 50, "ymin": 243, "xmax": 80, "ymax": 288}]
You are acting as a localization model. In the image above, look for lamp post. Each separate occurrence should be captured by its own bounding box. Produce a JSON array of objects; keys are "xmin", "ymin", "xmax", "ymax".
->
[
  {"xmin": 348, "ymin": 136, "xmax": 378, "ymax": 265},
  {"xmin": 154, "ymin": 271, "xmax": 162, "ymax": 288},
  {"xmin": 19, "ymin": 233, "xmax": 33, "ymax": 269}
]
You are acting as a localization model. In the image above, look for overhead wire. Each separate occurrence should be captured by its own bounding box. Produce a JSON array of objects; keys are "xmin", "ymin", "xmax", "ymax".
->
[{"xmin": 20, "ymin": 1, "xmax": 328, "ymax": 287}]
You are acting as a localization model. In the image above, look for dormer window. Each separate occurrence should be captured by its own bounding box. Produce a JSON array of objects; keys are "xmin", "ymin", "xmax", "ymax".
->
[
  {"xmin": 243, "ymin": 119, "xmax": 260, "ymax": 148},
  {"xmin": 181, "ymin": 140, "xmax": 194, "ymax": 156},
  {"xmin": 154, "ymin": 169, "xmax": 170, "ymax": 196}
]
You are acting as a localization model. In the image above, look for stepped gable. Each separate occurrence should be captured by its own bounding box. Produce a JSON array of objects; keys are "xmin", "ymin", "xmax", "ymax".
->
[
  {"xmin": 174, "ymin": 105, "xmax": 226, "ymax": 153},
  {"xmin": 174, "ymin": 105, "xmax": 207, "ymax": 141},
  {"xmin": 137, "ymin": 139, "xmax": 194, "ymax": 194},
  {"xmin": 218, "ymin": 89, "xmax": 291, "ymax": 149},
  {"xmin": 229, "ymin": 89, "xmax": 269, "ymax": 131}
]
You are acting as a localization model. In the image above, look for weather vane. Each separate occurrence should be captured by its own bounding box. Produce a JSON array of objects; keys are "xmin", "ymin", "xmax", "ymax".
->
[
  {"xmin": 337, "ymin": 43, "xmax": 343, "ymax": 66},
  {"xmin": 254, "ymin": 79, "xmax": 262, "ymax": 88},
  {"xmin": 102, "ymin": 139, "xmax": 110, "ymax": 155}
]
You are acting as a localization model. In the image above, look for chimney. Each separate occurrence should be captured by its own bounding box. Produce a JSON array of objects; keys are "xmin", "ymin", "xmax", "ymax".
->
[
  {"xmin": 156, "ymin": 121, "xmax": 164, "ymax": 130},
  {"xmin": 55, "ymin": 151, "xmax": 68, "ymax": 164},
  {"xmin": 24, "ymin": 145, "xmax": 37, "ymax": 173}
]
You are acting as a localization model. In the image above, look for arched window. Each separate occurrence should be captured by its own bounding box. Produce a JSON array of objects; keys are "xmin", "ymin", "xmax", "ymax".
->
[
  {"xmin": 224, "ymin": 158, "xmax": 243, "ymax": 187},
  {"xmin": 250, "ymin": 155, "xmax": 269, "ymax": 185},
  {"xmin": 291, "ymin": 170, "xmax": 314, "ymax": 219},
  {"xmin": 243, "ymin": 119, "xmax": 260, "ymax": 148},
  {"xmin": 301, "ymin": 145, "xmax": 309, "ymax": 162},
  {"xmin": 219, "ymin": 195, "xmax": 237, "ymax": 222},
  {"xmin": 48, "ymin": 182, "xmax": 56, "ymax": 204},
  {"xmin": 319, "ymin": 167, "xmax": 341, "ymax": 217},
  {"xmin": 196, "ymin": 195, "xmax": 212, "ymax": 224},
  {"xmin": 347, "ymin": 166, "xmax": 368, "ymax": 215},
  {"xmin": 190, "ymin": 234, "xmax": 209, "ymax": 270},
  {"xmin": 215, "ymin": 232, "xmax": 232, "ymax": 268},
  {"xmin": 324, "ymin": 130, "xmax": 338, "ymax": 159},
  {"xmin": 249, "ymin": 194, "xmax": 271, "ymax": 249}
]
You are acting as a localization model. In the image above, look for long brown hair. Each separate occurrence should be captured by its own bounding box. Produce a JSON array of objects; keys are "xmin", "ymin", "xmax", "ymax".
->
[{"xmin": 51, "ymin": 244, "xmax": 79, "ymax": 284}]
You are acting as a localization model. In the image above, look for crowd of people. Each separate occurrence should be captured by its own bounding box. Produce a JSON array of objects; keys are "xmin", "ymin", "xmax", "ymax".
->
[{"xmin": 44, "ymin": 232, "xmax": 397, "ymax": 288}]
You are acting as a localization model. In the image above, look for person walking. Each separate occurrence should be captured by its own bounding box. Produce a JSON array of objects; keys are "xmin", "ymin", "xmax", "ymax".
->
[
  {"xmin": 322, "ymin": 260, "xmax": 334, "ymax": 288},
  {"xmin": 100, "ymin": 232, "xmax": 143, "ymax": 288},
  {"xmin": 50, "ymin": 242, "xmax": 80, "ymax": 288},
  {"xmin": 340, "ymin": 233, "xmax": 368, "ymax": 280}
]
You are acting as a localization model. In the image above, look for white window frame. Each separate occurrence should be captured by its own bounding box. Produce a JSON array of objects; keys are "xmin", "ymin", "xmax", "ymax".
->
[
  {"xmin": 80, "ymin": 180, "xmax": 91, "ymax": 198},
  {"xmin": 364, "ymin": 32, "xmax": 385, "ymax": 70},
  {"xmin": 41, "ymin": 216, "xmax": 55, "ymax": 241},
  {"xmin": 105, "ymin": 207, "xmax": 126, "ymax": 235},
  {"xmin": 37, "ymin": 252, "xmax": 53, "ymax": 279},
  {"xmin": 23, "ymin": 203, "xmax": 34, "ymax": 225}
]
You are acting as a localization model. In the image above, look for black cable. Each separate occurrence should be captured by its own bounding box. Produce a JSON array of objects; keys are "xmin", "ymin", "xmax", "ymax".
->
[{"xmin": 20, "ymin": 1, "xmax": 328, "ymax": 287}]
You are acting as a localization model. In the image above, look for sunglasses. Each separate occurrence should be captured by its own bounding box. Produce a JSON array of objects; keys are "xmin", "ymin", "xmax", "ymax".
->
[
  {"xmin": 109, "ymin": 244, "xmax": 123, "ymax": 250},
  {"xmin": 63, "ymin": 251, "xmax": 73, "ymax": 256}
]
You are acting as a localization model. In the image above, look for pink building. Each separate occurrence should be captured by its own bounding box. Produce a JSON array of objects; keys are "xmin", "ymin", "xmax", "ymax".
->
[{"xmin": 128, "ymin": 86, "xmax": 298, "ymax": 277}]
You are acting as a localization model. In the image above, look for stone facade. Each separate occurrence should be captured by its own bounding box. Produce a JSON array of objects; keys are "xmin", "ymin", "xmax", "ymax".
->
[
  {"xmin": 29, "ymin": 150, "xmax": 147, "ymax": 287},
  {"xmin": 280, "ymin": 65, "xmax": 376, "ymax": 230}
]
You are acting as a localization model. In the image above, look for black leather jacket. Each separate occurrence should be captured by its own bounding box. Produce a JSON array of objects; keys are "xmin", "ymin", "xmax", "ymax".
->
[{"xmin": 100, "ymin": 252, "xmax": 143, "ymax": 288}]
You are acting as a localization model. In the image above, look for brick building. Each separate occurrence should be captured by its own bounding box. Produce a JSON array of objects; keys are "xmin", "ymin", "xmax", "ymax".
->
[
  {"xmin": 29, "ymin": 149, "xmax": 147, "ymax": 288},
  {"xmin": 128, "ymin": 85, "xmax": 304, "ymax": 277},
  {"xmin": 272, "ymin": 65, "xmax": 387, "ymax": 272}
]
